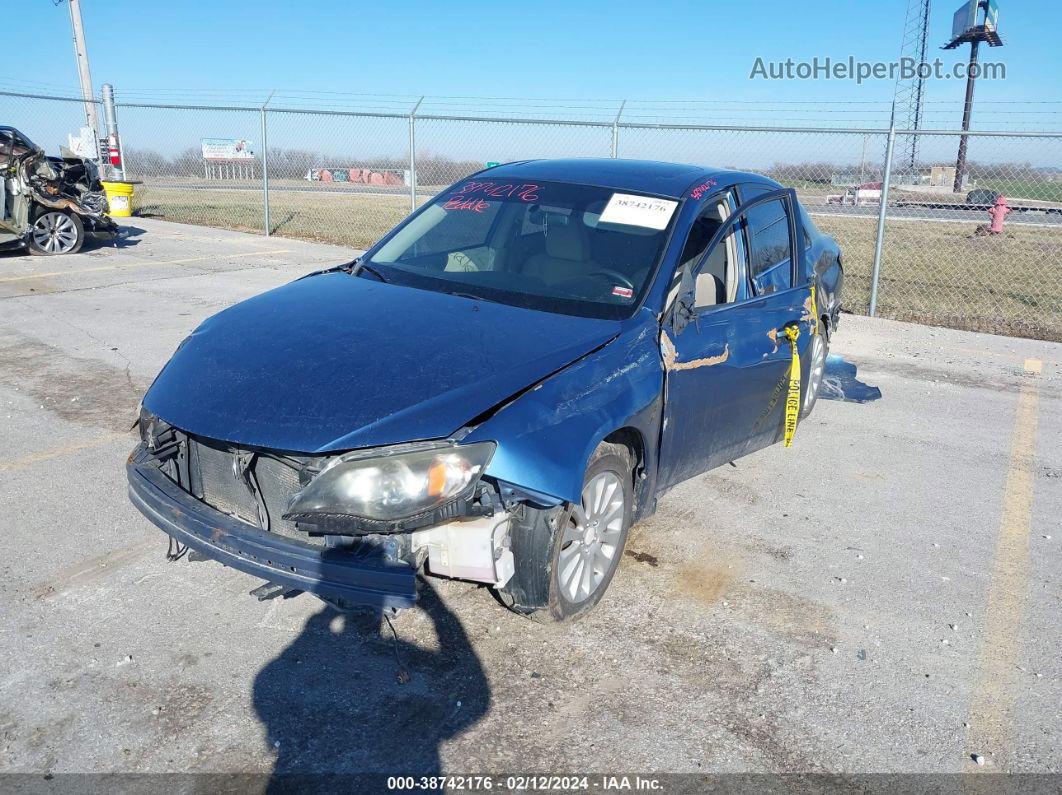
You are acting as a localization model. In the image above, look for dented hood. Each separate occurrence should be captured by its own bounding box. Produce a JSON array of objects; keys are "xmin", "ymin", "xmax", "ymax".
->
[{"xmin": 143, "ymin": 272, "xmax": 620, "ymax": 452}]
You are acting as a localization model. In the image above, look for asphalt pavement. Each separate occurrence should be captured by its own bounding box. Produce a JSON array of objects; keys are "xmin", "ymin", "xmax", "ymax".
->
[{"xmin": 0, "ymin": 219, "xmax": 1059, "ymax": 782}]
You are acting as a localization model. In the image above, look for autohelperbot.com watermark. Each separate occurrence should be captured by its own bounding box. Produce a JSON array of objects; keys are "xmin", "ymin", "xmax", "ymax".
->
[{"xmin": 750, "ymin": 55, "xmax": 1006, "ymax": 84}]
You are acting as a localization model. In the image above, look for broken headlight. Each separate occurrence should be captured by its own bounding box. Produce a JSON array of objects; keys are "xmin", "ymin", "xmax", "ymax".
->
[
  {"xmin": 137, "ymin": 404, "xmax": 157, "ymax": 445},
  {"xmin": 284, "ymin": 441, "xmax": 495, "ymax": 523}
]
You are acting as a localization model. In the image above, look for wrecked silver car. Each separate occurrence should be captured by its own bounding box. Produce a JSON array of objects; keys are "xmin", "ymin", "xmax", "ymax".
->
[{"xmin": 0, "ymin": 126, "xmax": 119, "ymax": 255}]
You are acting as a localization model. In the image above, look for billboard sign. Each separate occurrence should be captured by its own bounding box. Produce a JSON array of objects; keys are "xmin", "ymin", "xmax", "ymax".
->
[
  {"xmin": 951, "ymin": 0, "xmax": 978, "ymax": 40},
  {"xmin": 984, "ymin": 0, "xmax": 1000, "ymax": 32},
  {"xmin": 201, "ymin": 138, "xmax": 254, "ymax": 160}
]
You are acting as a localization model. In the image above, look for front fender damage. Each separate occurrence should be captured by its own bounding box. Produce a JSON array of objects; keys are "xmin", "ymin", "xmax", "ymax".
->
[
  {"xmin": 465, "ymin": 309, "xmax": 664, "ymax": 513},
  {"xmin": 17, "ymin": 146, "xmax": 120, "ymax": 238}
]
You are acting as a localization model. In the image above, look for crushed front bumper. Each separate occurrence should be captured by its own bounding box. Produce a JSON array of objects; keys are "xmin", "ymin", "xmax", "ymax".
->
[{"xmin": 126, "ymin": 445, "xmax": 418, "ymax": 609}]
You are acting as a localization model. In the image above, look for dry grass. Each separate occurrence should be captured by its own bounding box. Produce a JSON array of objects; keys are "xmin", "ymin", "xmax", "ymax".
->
[
  {"xmin": 136, "ymin": 185, "xmax": 1062, "ymax": 341},
  {"xmin": 137, "ymin": 185, "xmax": 411, "ymax": 250},
  {"xmin": 815, "ymin": 215, "xmax": 1062, "ymax": 341}
]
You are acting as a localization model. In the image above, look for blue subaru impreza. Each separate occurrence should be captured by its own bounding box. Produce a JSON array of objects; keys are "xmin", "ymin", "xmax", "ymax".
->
[{"xmin": 128, "ymin": 158, "xmax": 843, "ymax": 622}]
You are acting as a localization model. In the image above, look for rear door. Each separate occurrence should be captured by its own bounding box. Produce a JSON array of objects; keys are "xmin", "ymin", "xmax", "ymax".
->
[{"xmin": 658, "ymin": 189, "xmax": 814, "ymax": 488}]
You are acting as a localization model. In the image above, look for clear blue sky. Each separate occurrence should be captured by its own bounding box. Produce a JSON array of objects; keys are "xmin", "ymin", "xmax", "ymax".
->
[
  {"xmin": 1, "ymin": 1, "xmax": 1058, "ymax": 169},
  {"xmin": 5, "ymin": 0, "xmax": 1058, "ymax": 114}
]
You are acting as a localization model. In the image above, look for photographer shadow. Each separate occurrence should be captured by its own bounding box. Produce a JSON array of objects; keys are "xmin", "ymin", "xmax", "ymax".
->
[{"xmin": 253, "ymin": 579, "xmax": 490, "ymax": 790}]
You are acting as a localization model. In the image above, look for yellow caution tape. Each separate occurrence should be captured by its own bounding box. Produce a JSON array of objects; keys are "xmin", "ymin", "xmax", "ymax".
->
[{"xmin": 783, "ymin": 325, "xmax": 801, "ymax": 448}]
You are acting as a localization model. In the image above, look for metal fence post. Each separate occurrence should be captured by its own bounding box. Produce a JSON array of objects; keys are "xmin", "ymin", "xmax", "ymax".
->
[
  {"xmin": 260, "ymin": 90, "xmax": 275, "ymax": 236},
  {"xmin": 101, "ymin": 83, "xmax": 124, "ymax": 180},
  {"xmin": 409, "ymin": 96, "xmax": 424, "ymax": 213},
  {"xmin": 869, "ymin": 126, "xmax": 897, "ymax": 317},
  {"xmin": 611, "ymin": 100, "xmax": 626, "ymax": 158}
]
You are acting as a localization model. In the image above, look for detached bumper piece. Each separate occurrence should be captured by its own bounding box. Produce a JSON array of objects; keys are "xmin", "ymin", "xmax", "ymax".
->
[
  {"xmin": 85, "ymin": 216, "xmax": 123, "ymax": 240},
  {"xmin": 126, "ymin": 444, "xmax": 418, "ymax": 609}
]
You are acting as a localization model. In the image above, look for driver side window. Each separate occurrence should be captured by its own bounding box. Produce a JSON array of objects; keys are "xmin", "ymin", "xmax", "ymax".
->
[
  {"xmin": 682, "ymin": 196, "xmax": 743, "ymax": 309},
  {"xmin": 693, "ymin": 224, "xmax": 742, "ymax": 308},
  {"xmin": 402, "ymin": 202, "xmax": 500, "ymax": 260}
]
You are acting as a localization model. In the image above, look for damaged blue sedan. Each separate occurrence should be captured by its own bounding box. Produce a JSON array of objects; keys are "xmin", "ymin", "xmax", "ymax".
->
[{"xmin": 127, "ymin": 159, "xmax": 843, "ymax": 621}]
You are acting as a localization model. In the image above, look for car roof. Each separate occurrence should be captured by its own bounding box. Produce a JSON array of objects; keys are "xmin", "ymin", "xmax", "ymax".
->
[
  {"xmin": 0, "ymin": 126, "xmax": 37, "ymax": 146},
  {"xmin": 478, "ymin": 158, "xmax": 778, "ymax": 199}
]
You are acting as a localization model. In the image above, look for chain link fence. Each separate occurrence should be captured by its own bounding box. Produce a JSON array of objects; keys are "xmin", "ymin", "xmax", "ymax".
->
[
  {"xmin": 2, "ymin": 90, "xmax": 1060, "ymax": 340},
  {"xmin": 871, "ymin": 130, "xmax": 1062, "ymax": 340}
]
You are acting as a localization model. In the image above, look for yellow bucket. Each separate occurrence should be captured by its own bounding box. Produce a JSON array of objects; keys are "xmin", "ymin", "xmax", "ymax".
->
[{"xmin": 101, "ymin": 180, "xmax": 138, "ymax": 217}]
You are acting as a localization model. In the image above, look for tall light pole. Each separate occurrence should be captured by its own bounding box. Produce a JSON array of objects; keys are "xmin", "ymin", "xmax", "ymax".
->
[
  {"xmin": 67, "ymin": 0, "xmax": 101, "ymax": 162},
  {"xmin": 943, "ymin": 0, "xmax": 1003, "ymax": 193},
  {"xmin": 952, "ymin": 38, "xmax": 980, "ymax": 193}
]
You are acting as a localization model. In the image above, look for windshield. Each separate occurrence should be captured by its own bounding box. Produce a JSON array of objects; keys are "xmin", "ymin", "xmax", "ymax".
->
[{"xmin": 363, "ymin": 178, "xmax": 680, "ymax": 319}]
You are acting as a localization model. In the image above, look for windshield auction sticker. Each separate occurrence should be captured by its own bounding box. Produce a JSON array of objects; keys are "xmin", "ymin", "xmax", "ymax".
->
[{"xmin": 599, "ymin": 193, "xmax": 678, "ymax": 230}]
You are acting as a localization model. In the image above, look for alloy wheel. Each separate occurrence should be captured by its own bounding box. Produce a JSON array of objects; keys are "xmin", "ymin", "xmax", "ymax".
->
[
  {"xmin": 32, "ymin": 213, "xmax": 80, "ymax": 254},
  {"xmin": 804, "ymin": 333, "xmax": 826, "ymax": 412},
  {"xmin": 557, "ymin": 470, "xmax": 626, "ymax": 604}
]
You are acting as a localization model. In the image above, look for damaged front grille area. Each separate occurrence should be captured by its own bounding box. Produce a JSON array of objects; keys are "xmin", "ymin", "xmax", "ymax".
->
[
  {"xmin": 147, "ymin": 425, "xmax": 321, "ymax": 545},
  {"xmin": 141, "ymin": 419, "xmax": 502, "ymax": 548}
]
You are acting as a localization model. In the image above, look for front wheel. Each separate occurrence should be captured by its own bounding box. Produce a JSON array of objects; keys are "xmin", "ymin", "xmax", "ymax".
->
[
  {"xmin": 28, "ymin": 211, "xmax": 85, "ymax": 256},
  {"xmin": 502, "ymin": 443, "xmax": 633, "ymax": 622},
  {"xmin": 801, "ymin": 328, "xmax": 829, "ymax": 419}
]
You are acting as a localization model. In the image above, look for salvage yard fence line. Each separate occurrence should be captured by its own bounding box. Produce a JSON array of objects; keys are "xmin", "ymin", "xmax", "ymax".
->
[
  {"xmin": 10, "ymin": 90, "xmax": 1060, "ymax": 137},
  {"xmin": 3, "ymin": 89, "xmax": 1061, "ymax": 341}
]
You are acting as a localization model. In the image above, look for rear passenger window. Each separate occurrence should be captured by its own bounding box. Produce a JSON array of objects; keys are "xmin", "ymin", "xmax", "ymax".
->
[{"xmin": 745, "ymin": 199, "xmax": 791, "ymax": 295}]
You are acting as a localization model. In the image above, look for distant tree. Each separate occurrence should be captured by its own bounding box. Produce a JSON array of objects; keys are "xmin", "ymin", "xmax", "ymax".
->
[
  {"xmin": 766, "ymin": 161, "xmax": 881, "ymax": 185},
  {"xmin": 123, "ymin": 148, "xmax": 169, "ymax": 178},
  {"xmin": 269, "ymin": 148, "xmax": 321, "ymax": 179},
  {"xmin": 415, "ymin": 152, "xmax": 483, "ymax": 186},
  {"xmin": 123, "ymin": 143, "xmax": 490, "ymax": 186},
  {"xmin": 170, "ymin": 146, "xmax": 206, "ymax": 177},
  {"xmin": 767, "ymin": 161, "xmax": 851, "ymax": 184}
]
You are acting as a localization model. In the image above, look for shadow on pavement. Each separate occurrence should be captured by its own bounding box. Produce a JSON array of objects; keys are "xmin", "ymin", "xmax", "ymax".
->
[
  {"xmin": 109, "ymin": 225, "xmax": 146, "ymax": 249},
  {"xmin": 821, "ymin": 354, "xmax": 882, "ymax": 403},
  {"xmin": 252, "ymin": 579, "xmax": 490, "ymax": 791}
]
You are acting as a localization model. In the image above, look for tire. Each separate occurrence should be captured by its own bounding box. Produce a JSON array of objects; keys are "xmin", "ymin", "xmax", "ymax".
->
[
  {"xmin": 28, "ymin": 211, "xmax": 84, "ymax": 256},
  {"xmin": 800, "ymin": 325, "xmax": 829, "ymax": 419},
  {"xmin": 501, "ymin": 442, "xmax": 633, "ymax": 623}
]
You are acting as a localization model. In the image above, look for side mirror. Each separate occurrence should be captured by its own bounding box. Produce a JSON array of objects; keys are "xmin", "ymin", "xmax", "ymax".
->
[{"xmin": 672, "ymin": 265, "xmax": 696, "ymax": 335}]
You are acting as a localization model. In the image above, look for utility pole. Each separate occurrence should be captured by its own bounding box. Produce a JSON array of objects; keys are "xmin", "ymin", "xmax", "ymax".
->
[
  {"xmin": 67, "ymin": 0, "xmax": 101, "ymax": 163},
  {"xmin": 952, "ymin": 38, "xmax": 980, "ymax": 193},
  {"xmin": 943, "ymin": 0, "xmax": 1003, "ymax": 194},
  {"xmin": 101, "ymin": 83, "xmax": 123, "ymax": 179}
]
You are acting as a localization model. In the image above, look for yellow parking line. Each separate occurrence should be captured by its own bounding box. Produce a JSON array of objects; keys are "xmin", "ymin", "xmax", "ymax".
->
[
  {"xmin": 0, "ymin": 249, "xmax": 290, "ymax": 283},
  {"xmin": 964, "ymin": 358, "xmax": 1041, "ymax": 768},
  {"xmin": 0, "ymin": 432, "xmax": 130, "ymax": 474},
  {"xmin": 1022, "ymin": 358, "xmax": 1043, "ymax": 375}
]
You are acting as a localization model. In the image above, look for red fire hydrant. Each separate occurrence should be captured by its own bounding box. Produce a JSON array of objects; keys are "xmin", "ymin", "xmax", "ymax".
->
[{"xmin": 987, "ymin": 195, "xmax": 1011, "ymax": 234}]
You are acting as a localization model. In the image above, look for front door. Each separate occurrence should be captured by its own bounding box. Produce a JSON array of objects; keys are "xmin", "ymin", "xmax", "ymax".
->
[{"xmin": 658, "ymin": 189, "xmax": 813, "ymax": 488}]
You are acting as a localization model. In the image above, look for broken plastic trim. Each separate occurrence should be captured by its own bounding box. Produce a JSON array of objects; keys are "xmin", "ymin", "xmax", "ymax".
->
[{"xmin": 127, "ymin": 445, "xmax": 419, "ymax": 609}]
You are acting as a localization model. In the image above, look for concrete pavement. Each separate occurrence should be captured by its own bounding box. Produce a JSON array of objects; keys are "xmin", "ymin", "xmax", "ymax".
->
[{"xmin": 0, "ymin": 218, "xmax": 1059, "ymax": 779}]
